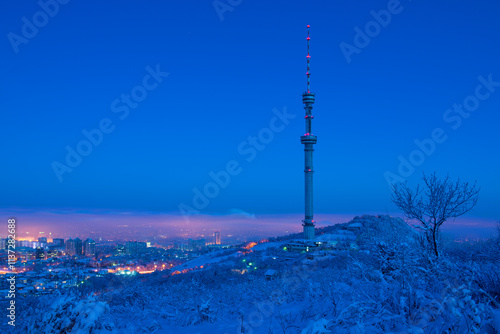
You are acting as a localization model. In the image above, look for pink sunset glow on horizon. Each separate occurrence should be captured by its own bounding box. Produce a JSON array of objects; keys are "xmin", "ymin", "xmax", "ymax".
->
[{"xmin": 1, "ymin": 208, "xmax": 497, "ymax": 241}]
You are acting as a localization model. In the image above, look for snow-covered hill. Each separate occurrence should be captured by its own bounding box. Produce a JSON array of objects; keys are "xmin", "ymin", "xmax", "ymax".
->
[{"xmin": 12, "ymin": 215, "xmax": 500, "ymax": 334}]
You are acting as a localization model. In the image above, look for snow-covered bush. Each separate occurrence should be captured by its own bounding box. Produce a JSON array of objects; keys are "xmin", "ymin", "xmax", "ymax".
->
[{"xmin": 22, "ymin": 292, "xmax": 111, "ymax": 334}]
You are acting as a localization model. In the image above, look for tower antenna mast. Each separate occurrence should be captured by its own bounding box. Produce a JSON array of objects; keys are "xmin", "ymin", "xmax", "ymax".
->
[{"xmin": 306, "ymin": 24, "xmax": 311, "ymax": 93}]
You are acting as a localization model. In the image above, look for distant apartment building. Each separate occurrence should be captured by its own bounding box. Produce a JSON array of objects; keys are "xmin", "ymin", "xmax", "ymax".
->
[
  {"xmin": 38, "ymin": 237, "xmax": 48, "ymax": 244},
  {"xmin": 16, "ymin": 247, "xmax": 35, "ymax": 261},
  {"xmin": 65, "ymin": 238, "xmax": 83, "ymax": 256},
  {"xmin": 83, "ymin": 238, "xmax": 96, "ymax": 257},
  {"xmin": 52, "ymin": 238, "xmax": 65, "ymax": 247},
  {"xmin": 17, "ymin": 240, "xmax": 32, "ymax": 248},
  {"xmin": 75, "ymin": 238, "xmax": 83, "ymax": 255},
  {"xmin": 65, "ymin": 239, "xmax": 74, "ymax": 255},
  {"xmin": 214, "ymin": 231, "xmax": 221, "ymax": 245},
  {"xmin": 35, "ymin": 247, "xmax": 45, "ymax": 260},
  {"xmin": 46, "ymin": 247, "xmax": 59, "ymax": 258}
]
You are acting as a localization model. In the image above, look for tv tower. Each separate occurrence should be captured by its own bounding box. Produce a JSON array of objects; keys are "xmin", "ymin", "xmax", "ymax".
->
[{"xmin": 301, "ymin": 25, "xmax": 317, "ymax": 239}]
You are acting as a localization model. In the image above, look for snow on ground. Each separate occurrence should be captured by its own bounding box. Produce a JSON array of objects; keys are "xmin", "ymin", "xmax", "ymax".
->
[
  {"xmin": 316, "ymin": 232, "xmax": 357, "ymax": 242},
  {"xmin": 9, "ymin": 215, "xmax": 500, "ymax": 334},
  {"xmin": 172, "ymin": 249, "xmax": 243, "ymax": 271},
  {"xmin": 492, "ymin": 309, "xmax": 500, "ymax": 334},
  {"xmin": 251, "ymin": 241, "xmax": 286, "ymax": 251},
  {"xmin": 172, "ymin": 241, "xmax": 286, "ymax": 271}
]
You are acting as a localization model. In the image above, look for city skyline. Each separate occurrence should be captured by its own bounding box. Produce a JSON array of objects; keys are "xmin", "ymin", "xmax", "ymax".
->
[
  {"xmin": 2, "ymin": 1, "xmax": 499, "ymax": 228},
  {"xmin": 1, "ymin": 208, "xmax": 497, "ymax": 242}
]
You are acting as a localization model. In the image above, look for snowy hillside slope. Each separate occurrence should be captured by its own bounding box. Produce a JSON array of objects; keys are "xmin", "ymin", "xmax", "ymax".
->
[
  {"xmin": 12, "ymin": 215, "xmax": 500, "ymax": 334},
  {"xmin": 171, "ymin": 247, "xmax": 245, "ymax": 271}
]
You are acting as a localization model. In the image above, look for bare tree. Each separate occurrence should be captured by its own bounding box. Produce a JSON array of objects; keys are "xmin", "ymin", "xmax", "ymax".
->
[{"xmin": 391, "ymin": 172, "xmax": 480, "ymax": 257}]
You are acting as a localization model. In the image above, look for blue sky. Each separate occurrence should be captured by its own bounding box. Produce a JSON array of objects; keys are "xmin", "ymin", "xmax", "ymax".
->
[{"xmin": 1, "ymin": 0, "xmax": 499, "ymax": 221}]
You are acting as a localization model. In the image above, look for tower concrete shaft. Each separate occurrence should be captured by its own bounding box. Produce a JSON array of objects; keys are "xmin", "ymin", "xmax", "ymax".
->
[{"xmin": 301, "ymin": 25, "xmax": 317, "ymax": 240}]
